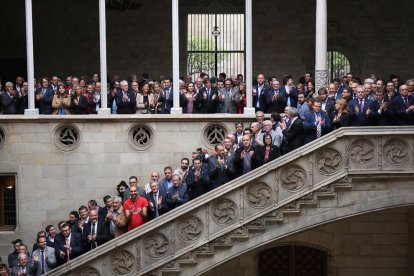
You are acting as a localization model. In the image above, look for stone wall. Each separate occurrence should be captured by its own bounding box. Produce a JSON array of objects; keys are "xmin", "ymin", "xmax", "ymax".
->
[
  {"xmin": 1, "ymin": 0, "xmax": 413, "ymax": 82},
  {"xmin": 205, "ymin": 206, "xmax": 413, "ymax": 276},
  {"xmin": 0, "ymin": 115, "xmax": 254, "ymax": 261}
]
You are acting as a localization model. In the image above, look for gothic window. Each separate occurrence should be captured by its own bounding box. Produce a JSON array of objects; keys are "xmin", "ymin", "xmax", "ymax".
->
[
  {"xmin": 0, "ymin": 175, "xmax": 16, "ymax": 230},
  {"xmin": 327, "ymin": 51, "xmax": 351, "ymax": 82}
]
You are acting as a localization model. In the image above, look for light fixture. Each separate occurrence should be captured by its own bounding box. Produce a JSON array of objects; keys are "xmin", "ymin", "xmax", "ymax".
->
[
  {"xmin": 6, "ymin": 185, "xmax": 14, "ymax": 189},
  {"xmin": 106, "ymin": 0, "xmax": 143, "ymax": 10}
]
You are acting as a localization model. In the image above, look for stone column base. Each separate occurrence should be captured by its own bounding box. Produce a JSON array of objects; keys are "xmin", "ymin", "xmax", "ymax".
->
[
  {"xmin": 315, "ymin": 70, "xmax": 328, "ymax": 91},
  {"xmin": 170, "ymin": 107, "xmax": 183, "ymax": 115},
  {"xmin": 24, "ymin": 108, "xmax": 39, "ymax": 116},
  {"xmin": 98, "ymin": 108, "xmax": 111, "ymax": 115}
]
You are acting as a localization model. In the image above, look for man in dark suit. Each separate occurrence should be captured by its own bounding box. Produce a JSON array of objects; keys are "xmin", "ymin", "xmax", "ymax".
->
[
  {"xmin": 234, "ymin": 135, "xmax": 259, "ymax": 177},
  {"xmin": 1, "ymin": 82, "xmax": 19, "ymax": 114},
  {"xmin": 280, "ymin": 107, "xmax": 305, "ymax": 155},
  {"xmin": 55, "ymin": 223, "xmax": 83, "ymax": 263},
  {"xmin": 146, "ymin": 181, "xmax": 168, "ymax": 221},
  {"xmin": 303, "ymin": 100, "xmax": 332, "ymax": 144},
  {"xmin": 158, "ymin": 77, "xmax": 174, "ymax": 114},
  {"xmin": 35, "ymin": 78, "xmax": 55, "ymax": 114},
  {"xmin": 115, "ymin": 80, "xmax": 136, "ymax": 114},
  {"xmin": 391, "ymin": 84, "xmax": 414, "ymax": 125},
  {"xmin": 12, "ymin": 253, "xmax": 32, "ymax": 276},
  {"xmin": 195, "ymin": 78, "xmax": 218, "ymax": 113},
  {"xmin": 370, "ymin": 89, "xmax": 391, "ymax": 126},
  {"xmin": 209, "ymin": 144, "xmax": 234, "ymax": 189},
  {"xmin": 165, "ymin": 174, "xmax": 189, "ymax": 210},
  {"xmin": 348, "ymin": 85, "xmax": 373, "ymax": 126},
  {"xmin": 318, "ymin": 87, "xmax": 335, "ymax": 121},
  {"xmin": 280, "ymin": 75, "xmax": 298, "ymax": 108},
  {"xmin": 233, "ymin": 122, "xmax": 244, "ymax": 146},
  {"xmin": 252, "ymin": 74, "xmax": 269, "ymax": 112},
  {"xmin": 265, "ymin": 79, "xmax": 287, "ymax": 113},
  {"xmin": 81, "ymin": 210, "xmax": 109, "ymax": 253},
  {"xmin": 159, "ymin": 166, "xmax": 174, "ymax": 195},
  {"xmin": 186, "ymin": 158, "xmax": 210, "ymax": 200}
]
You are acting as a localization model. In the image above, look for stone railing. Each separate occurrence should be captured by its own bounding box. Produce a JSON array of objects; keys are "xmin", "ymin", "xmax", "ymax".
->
[{"xmin": 46, "ymin": 126, "xmax": 414, "ymax": 276}]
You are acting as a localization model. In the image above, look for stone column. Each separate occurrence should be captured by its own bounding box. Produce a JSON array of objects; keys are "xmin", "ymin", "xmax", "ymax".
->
[
  {"xmin": 170, "ymin": 0, "xmax": 183, "ymax": 114},
  {"xmin": 315, "ymin": 0, "xmax": 328, "ymax": 91},
  {"xmin": 24, "ymin": 0, "xmax": 39, "ymax": 116},
  {"xmin": 98, "ymin": 0, "xmax": 111, "ymax": 115},
  {"xmin": 243, "ymin": 0, "xmax": 255, "ymax": 115}
]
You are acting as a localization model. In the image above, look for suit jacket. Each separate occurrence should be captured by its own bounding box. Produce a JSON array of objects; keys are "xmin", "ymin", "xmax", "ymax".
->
[
  {"xmin": 136, "ymin": 93, "xmax": 156, "ymax": 113},
  {"xmin": 321, "ymin": 98, "xmax": 336, "ymax": 120},
  {"xmin": 30, "ymin": 246, "xmax": 57, "ymax": 275},
  {"xmin": 195, "ymin": 87, "xmax": 219, "ymax": 113},
  {"xmin": 159, "ymin": 178, "xmax": 173, "ymax": 195},
  {"xmin": 158, "ymin": 87, "xmax": 174, "ymax": 114},
  {"xmin": 369, "ymin": 99, "xmax": 391, "ymax": 126},
  {"xmin": 186, "ymin": 165, "xmax": 210, "ymax": 200},
  {"xmin": 252, "ymin": 84, "xmax": 269, "ymax": 111},
  {"xmin": 165, "ymin": 183, "xmax": 189, "ymax": 210},
  {"xmin": 280, "ymin": 85, "xmax": 298, "ymax": 108},
  {"xmin": 391, "ymin": 95, "xmax": 414, "ymax": 125},
  {"xmin": 12, "ymin": 262, "xmax": 33, "ymax": 276},
  {"xmin": 1, "ymin": 92, "xmax": 18, "ymax": 114},
  {"xmin": 81, "ymin": 220, "xmax": 110, "ymax": 252},
  {"xmin": 281, "ymin": 117, "xmax": 305, "ymax": 154},
  {"xmin": 303, "ymin": 112, "xmax": 332, "ymax": 144},
  {"xmin": 218, "ymin": 87, "xmax": 239, "ymax": 113},
  {"xmin": 54, "ymin": 232, "xmax": 83, "ymax": 263},
  {"xmin": 332, "ymin": 112, "xmax": 351, "ymax": 130},
  {"xmin": 233, "ymin": 146, "xmax": 259, "ymax": 177},
  {"xmin": 88, "ymin": 92, "xmax": 102, "ymax": 114},
  {"xmin": 146, "ymin": 190, "xmax": 168, "ymax": 221},
  {"xmin": 16, "ymin": 92, "xmax": 28, "ymax": 114},
  {"xmin": 254, "ymin": 145, "xmax": 280, "ymax": 166},
  {"xmin": 265, "ymin": 88, "xmax": 287, "ymax": 113},
  {"xmin": 35, "ymin": 87, "xmax": 54, "ymax": 114},
  {"xmin": 209, "ymin": 155, "xmax": 234, "ymax": 189},
  {"xmin": 70, "ymin": 95, "xmax": 88, "ymax": 114},
  {"xmin": 115, "ymin": 90, "xmax": 137, "ymax": 114},
  {"xmin": 348, "ymin": 98, "xmax": 373, "ymax": 126}
]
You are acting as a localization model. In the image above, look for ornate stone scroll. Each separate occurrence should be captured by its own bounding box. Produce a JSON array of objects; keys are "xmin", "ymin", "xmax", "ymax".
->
[
  {"xmin": 349, "ymin": 139, "xmax": 375, "ymax": 165},
  {"xmin": 246, "ymin": 182, "xmax": 272, "ymax": 208},
  {"xmin": 110, "ymin": 250, "xmax": 135, "ymax": 275},
  {"xmin": 177, "ymin": 216, "xmax": 204, "ymax": 243},
  {"xmin": 281, "ymin": 165, "xmax": 307, "ymax": 191},
  {"xmin": 383, "ymin": 139, "xmax": 409, "ymax": 165},
  {"xmin": 144, "ymin": 233, "xmax": 169, "ymax": 258},
  {"xmin": 315, "ymin": 148, "xmax": 342, "ymax": 175}
]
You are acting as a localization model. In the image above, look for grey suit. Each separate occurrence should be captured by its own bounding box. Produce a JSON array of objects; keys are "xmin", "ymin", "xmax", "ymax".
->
[
  {"xmin": 30, "ymin": 246, "xmax": 56, "ymax": 275},
  {"xmin": 218, "ymin": 87, "xmax": 239, "ymax": 113}
]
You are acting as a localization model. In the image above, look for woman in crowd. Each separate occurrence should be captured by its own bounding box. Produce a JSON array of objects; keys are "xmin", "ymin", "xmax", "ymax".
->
[
  {"xmin": 70, "ymin": 84, "xmax": 88, "ymax": 114},
  {"xmin": 332, "ymin": 98, "xmax": 350, "ymax": 129},
  {"xmin": 84, "ymin": 84, "xmax": 94, "ymax": 114},
  {"xmin": 255, "ymin": 133, "xmax": 281, "ymax": 166},
  {"xmin": 136, "ymin": 83, "xmax": 155, "ymax": 114},
  {"xmin": 182, "ymin": 82, "xmax": 197, "ymax": 114},
  {"xmin": 237, "ymin": 82, "xmax": 246, "ymax": 114},
  {"xmin": 152, "ymin": 82, "xmax": 162, "ymax": 114},
  {"xmin": 52, "ymin": 84, "xmax": 71, "ymax": 115},
  {"xmin": 306, "ymin": 81, "xmax": 316, "ymax": 99}
]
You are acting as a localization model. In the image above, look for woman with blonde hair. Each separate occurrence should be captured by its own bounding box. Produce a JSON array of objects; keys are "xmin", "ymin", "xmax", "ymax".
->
[
  {"xmin": 52, "ymin": 84, "xmax": 71, "ymax": 115},
  {"xmin": 332, "ymin": 98, "xmax": 350, "ymax": 129}
]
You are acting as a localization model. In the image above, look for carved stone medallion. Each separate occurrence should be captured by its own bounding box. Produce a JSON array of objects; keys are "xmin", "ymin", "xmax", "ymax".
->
[
  {"xmin": 281, "ymin": 165, "xmax": 307, "ymax": 191},
  {"xmin": 81, "ymin": 267, "xmax": 100, "ymax": 276},
  {"xmin": 383, "ymin": 139, "xmax": 409, "ymax": 165},
  {"xmin": 246, "ymin": 182, "xmax": 272, "ymax": 208},
  {"xmin": 211, "ymin": 198, "xmax": 238, "ymax": 225},
  {"xmin": 177, "ymin": 216, "xmax": 204, "ymax": 243},
  {"xmin": 110, "ymin": 250, "xmax": 135, "ymax": 275},
  {"xmin": 349, "ymin": 139, "xmax": 375, "ymax": 166},
  {"xmin": 315, "ymin": 148, "xmax": 342, "ymax": 175},
  {"xmin": 144, "ymin": 233, "xmax": 169, "ymax": 258}
]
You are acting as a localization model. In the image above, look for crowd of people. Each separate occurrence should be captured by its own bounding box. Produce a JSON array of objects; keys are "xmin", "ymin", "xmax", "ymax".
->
[{"xmin": 1, "ymin": 70, "xmax": 414, "ymax": 275}]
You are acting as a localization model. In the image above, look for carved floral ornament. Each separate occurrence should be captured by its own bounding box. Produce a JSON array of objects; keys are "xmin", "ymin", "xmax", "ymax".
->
[
  {"xmin": 246, "ymin": 182, "xmax": 272, "ymax": 208},
  {"xmin": 383, "ymin": 138, "xmax": 409, "ymax": 165},
  {"xmin": 144, "ymin": 232, "xmax": 169, "ymax": 259},
  {"xmin": 0, "ymin": 126, "xmax": 5, "ymax": 150},
  {"xmin": 203, "ymin": 123, "xmax": 229, "ymax": 147},
  {"xmin": 177, "ymin": 216, "xmax": 204, "ymax": 243},
  {"xmin": 110, "ymin": 250, "xmax": 135, "ymax": 275},
  {"xmin": 81, "ymin": 267, "xmax": 100, "ymax": 276},
  {"xmin": 211, "ymin": 198, "xmax": 238, "ymax": 225},
  {"xmin": 281, "ymin": 165, "xmax": 307, "ymax": 191},
  {"xmin": 349, "ymin": 138, "xmax": 376, "ymax": 166},
  {"xmin": 315, "ymin": 148, "xmax": 342, "ymax": 175},
  {"xmin": 127, "ymin": 123, "xmax": 154, "ymax": 151}
]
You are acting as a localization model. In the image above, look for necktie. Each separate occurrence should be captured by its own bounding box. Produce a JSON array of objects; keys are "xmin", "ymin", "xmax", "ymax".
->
[
  {"xmin": 66, "ymin": 238, "xmax": 70, "ymax": 261},
  {"xmin": 91, "ymin": 223, "xmax": 96, "ymax": 249},
  {"xmin": 316, "ymin": 114, "xmax": 322, "ymax": 138},
  {"xmin": 154, "ymin": 194, "xmax": 159, "ymax": 217},
  {"xmin": 40, "ymin": 250, "xmax": 45, "ymax": 274},
  {"xmin": 165, "ymin": 89, "xmax": 170, "ymax": 99},
  {"xmin": 359, "ymin": 99, "xmax": 364, "ymax": 111},
  {"xmin": 404, "ymin": 97, "xmax": 409, "ymax": 108},
  {"xmin": 207, "ymin": 89, "xmax": 210, "ymax": 98},
  {"xmin": 42, "ymin": 88, "xmax": 46, "ymax": 94}
]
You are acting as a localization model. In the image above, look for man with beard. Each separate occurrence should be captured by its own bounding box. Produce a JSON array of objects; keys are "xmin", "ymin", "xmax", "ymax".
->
[{"xmin": 123, "ymin": 186, "xmax": 148, "ymax": 231}]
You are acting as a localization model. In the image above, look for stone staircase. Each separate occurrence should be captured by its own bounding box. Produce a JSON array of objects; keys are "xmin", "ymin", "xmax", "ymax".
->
[{"xmin": 47, "ymin": 126, "xmax": 414, "ymax": 276}]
